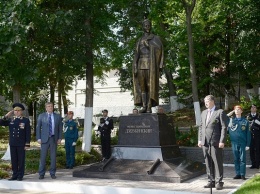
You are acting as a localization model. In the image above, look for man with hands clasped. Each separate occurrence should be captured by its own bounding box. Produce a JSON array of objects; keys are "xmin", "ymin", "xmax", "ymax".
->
[
  {"xmin": 36, "ymin": 102, "xmax": 62, "ymax": 180},
  {"xmin": 228, "ymin": 105, "xmax": 251, "ymax": 180},
  {"xmin": 63, "ymin": 111, "xmax": 78, "ymax": 169},
  {"xmin": 198, "ymin": 95, "xmax": 228, "ymax": 190}
]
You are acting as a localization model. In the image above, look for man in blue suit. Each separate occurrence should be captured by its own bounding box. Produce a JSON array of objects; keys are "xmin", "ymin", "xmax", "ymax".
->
[{"xmin": 36, "ymin": 102, "xmax": 62, "ymax": 179}]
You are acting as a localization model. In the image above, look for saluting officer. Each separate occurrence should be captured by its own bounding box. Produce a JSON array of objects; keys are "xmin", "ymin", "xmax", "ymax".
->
[
  {"xmin": 246, "ymin": 104, "xmax": 260, "ymax": 169},
  {"xmin": 228, "ymin": 105, "xmax": 251, "ymax": 180},
  {"xmin": 0, "ymin": 103, "xmax": 31, "ymax": 181},
  {"xmin": 98, "ymin": 109, "xmax": 114, "ymax": 161},
  {"xmin": 63, "ymin": 111, "xmax": 78, "ymax": 169}
]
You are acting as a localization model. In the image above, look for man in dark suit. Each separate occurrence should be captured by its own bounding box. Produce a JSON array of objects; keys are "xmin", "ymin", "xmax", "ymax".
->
[
  {"xmin": 0, "ymin": 103, "xmax": 31, "ymax": 181},
  {"xmin": 36, "ymin": 102, "xmax": 62, "ymax": 179},
  {"xmin": 198, "ymin": 95, "xmax": 228, "ymax": 190},
  {"xmin": 98, "ymin": 109, "xmax": 114, "ymax": 161}
]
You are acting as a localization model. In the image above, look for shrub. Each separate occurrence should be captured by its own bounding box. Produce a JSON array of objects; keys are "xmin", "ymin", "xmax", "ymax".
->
[
  {"xmin": 175, "ymin": 126, "xmax": 232, "ymax": 147},
  {"xmin": 175, "ymin": 126, "xmax": 198, "ymax": 146},
  {"xmin": 0, "ymin": 143, "xmax": 101, "ymax": 179},
  {"xmin": 0, "ymin": 170, "xmax": 9, "ymax": 179},
  {"xmin": 91, "ymin": 128, "xmax": 118, "ymax": 145},
  {"xmin": 91, "ymin": 129, "xmax": 101, "ymax": 145}
]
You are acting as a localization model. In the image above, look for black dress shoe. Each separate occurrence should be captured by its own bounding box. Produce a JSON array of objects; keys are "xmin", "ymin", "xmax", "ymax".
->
[
  {"xmin": 39, "ymin": 175, "xmax": 44, "ymax": 180},
  {"xmin": 241, "ymin": 175, "xmax": 246, "ymax": 180},
  {"xmin": 216, "ymin": 183, "xmax": 224, "ymax": 190},
  {"xmin": 51, "ymin": 175, "xmax": 56, "ymax": 179},
  {"xmin": 233, "ymin": 175, "xmax": 241, "ymax": 179},
  {"xmin": 204, "ymin": 182, "xmax": 215, "ymax": 188},
  {"xmin": 8, "ymin": 177, "xmax": 17, "ymax": 181},
  {"xmin": 250, "ymin": 165, "xmax": 256, "ymax": 169},
  {"xmin": 17, "ymin": 177, "xmax": 23, "ymax": 181}
]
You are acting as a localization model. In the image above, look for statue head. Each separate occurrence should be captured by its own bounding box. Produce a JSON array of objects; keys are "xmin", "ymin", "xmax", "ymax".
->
[{"xmin": 142, "ymin": 19, "xmax": 151, "ymax": 33}]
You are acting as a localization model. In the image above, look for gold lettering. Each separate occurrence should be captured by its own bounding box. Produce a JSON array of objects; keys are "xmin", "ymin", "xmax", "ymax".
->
[{"xmin": 125, "ymin": 128, "xmax": 153, "ymax": 133}]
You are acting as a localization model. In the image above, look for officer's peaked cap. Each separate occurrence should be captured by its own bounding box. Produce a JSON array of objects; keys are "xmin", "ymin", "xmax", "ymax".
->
[{"xmin": 12, "ymin": 103, "xmax": 25, "ymax": 111}]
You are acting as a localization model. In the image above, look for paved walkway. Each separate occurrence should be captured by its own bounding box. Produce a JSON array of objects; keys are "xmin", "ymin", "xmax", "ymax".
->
[{"xmin": 0, "ymin": 164, "xmax": 259, "ymax": 194}]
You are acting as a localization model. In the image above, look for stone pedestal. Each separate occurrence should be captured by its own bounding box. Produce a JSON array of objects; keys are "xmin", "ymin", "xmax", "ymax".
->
[{"xmin": 73, "ymin": 114, "xmax": 205, "ymax": 182}]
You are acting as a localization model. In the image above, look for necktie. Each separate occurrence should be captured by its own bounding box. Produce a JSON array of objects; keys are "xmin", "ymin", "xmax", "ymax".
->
[
  {"xmin": 206, "ymin": 109, "xmax": 211, "ymax": 124},
  {"xmin": 49, "ymin": 114, "xmax": 52, "ymax": 136}
]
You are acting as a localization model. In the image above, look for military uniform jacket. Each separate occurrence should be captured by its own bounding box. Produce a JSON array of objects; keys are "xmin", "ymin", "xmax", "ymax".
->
[
  {"xmin": 0, "ymin": 117, "xmax": 31, "ymax": 147},
  {"xmin": 98, "ymin": 117, "xmax": 114, "ymax": 135},
  {"xmin": 64, "ymin": 120, "xmax": 78, "ymax": 142},
  {"xmin": 246, "ymin": 113, "xmax": 260, "ymax": 133},
  {"xmin": 228, "ymin": 117, "xmax": 251, "ymax": 146}
]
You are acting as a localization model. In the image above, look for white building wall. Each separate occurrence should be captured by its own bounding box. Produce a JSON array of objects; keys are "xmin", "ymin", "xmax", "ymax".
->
[{"xmin": 66, "ymin": 70, "xmax": 135, "ymax": 118}]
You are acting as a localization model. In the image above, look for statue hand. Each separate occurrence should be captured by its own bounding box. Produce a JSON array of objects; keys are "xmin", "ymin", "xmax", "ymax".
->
[{"xmin": 143, "ymin": 40, "xmax": 149, "ymax": 47}]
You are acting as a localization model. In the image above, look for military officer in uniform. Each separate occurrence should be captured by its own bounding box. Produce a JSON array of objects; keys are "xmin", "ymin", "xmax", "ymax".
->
[
  {"xmin": 98, "ymin": 109, "xmax": 114, "ymax": 161},
  {"xmin": 63, "ymin": 111, "xmax": 78, "ymax": 169},
  {"xmin": 228, "ymin": 105, "xmax": 251, "ymax": 180},
  {"xmin": 0, "ymin": 103, "xmax": 31, "ymax": 181},
  {"xmin": 246, "ymin": 104, "xmax": 260, "ymax": 169}
]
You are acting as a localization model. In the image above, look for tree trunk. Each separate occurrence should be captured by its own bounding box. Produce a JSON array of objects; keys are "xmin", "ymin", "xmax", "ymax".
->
[
  {"xmin": 223, "ymin": 14, "xmax": 232, "ymax": 111},
  {"xmin": 258, "ymin": 83, "xmax": 260, "ymax": 98},
  {"xmin": 246, "ymin": 83, "xmax": 255, "ymax": 101},
  {"xmin": 183, "ymin": 0, "xmax": 201, "ymax": 125},
  {"xmin": 58, "ymin": 81, "xmax": 62, "ymax": 114},
  {"xmin": 82, "ymin": 18, "xmax": 94, "ymax": 152},
  {"xmin": 50, "ymin": 84, "xmax": 55, "ymax": 103},
  {"xmin": 33, "ymin": 101, "xmax": 37, "ymax": 137},
  {"xmin": 165, "ymin": 69, "xmax": 180, "ymax": 112},
  {"xmin": 62, "ymin": 94, "xmax": 68, "ymax": 115},
  {"xmin": 12, "ymin": 84, "xmax": 21, "ymax": 103}
]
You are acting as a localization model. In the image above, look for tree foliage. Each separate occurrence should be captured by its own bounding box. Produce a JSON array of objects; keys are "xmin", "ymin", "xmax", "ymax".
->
[{"xmin": 0, "ymin": 0, "xmax": 259, "ymax": 110}]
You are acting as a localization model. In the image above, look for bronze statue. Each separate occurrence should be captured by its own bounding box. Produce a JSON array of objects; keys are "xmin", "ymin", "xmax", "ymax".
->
[{"xmin": 132, "ymin": 19, "xmax": 164, "ymax": 113}]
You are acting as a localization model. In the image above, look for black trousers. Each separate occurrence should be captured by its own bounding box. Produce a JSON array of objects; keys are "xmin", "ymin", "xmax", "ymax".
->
[
  {"xmin": 100, "ymin": 133, "xmax": 111, "ymax": 159},
  {"xmin": 250, "ymin": 132, "xmax": 260, "ymax": 167},
  {"xmin": 10, "ymin": 146, "xmax": 26, "ymax": 178}
]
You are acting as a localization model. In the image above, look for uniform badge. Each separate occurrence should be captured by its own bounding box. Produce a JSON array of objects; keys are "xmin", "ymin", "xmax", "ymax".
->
[
  {"xmin": 247, "ymin": 116, "xmax": 252, "ymax": 121},
  {"xmin": 70, "ymin": 127, "xmax": 73, "ymax": 130},
  {"xmin": 230, "ymin": 124, "xmax": 237, "ymax": 131},
  {"xmin": 19, "ymin": 123, "xmax": 25, "ymax": 129},
  {"xmin": 241, "ymin": 125, "xmax": 246, "ymax": 130}
]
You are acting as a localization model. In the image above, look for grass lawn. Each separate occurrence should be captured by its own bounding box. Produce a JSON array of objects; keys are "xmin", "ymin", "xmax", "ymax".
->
[{"xmin": 234, "ymin": 175, "xmax": 260, "ymax": 194}]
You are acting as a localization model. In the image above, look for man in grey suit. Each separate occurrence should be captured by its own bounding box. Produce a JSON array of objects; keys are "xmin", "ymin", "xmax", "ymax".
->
[
  {"xmin": 198, "ymin": 95, "xmax": 228, "ymax": 190},
  {"xmin": 36, "ymin": 102, "xmax": 62, "ymax": 179}
]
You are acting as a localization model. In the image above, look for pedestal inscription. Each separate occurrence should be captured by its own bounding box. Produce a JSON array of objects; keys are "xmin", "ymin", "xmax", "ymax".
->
[{"xmin": 118, "ymin": 114, "xmax": 175, "ymax": 146}]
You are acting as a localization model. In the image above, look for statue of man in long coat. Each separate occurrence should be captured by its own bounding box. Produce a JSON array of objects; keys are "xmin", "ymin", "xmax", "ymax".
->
[{"xmin": 132, "ymin": 19, "xmax": 164, "ymax": 113}]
